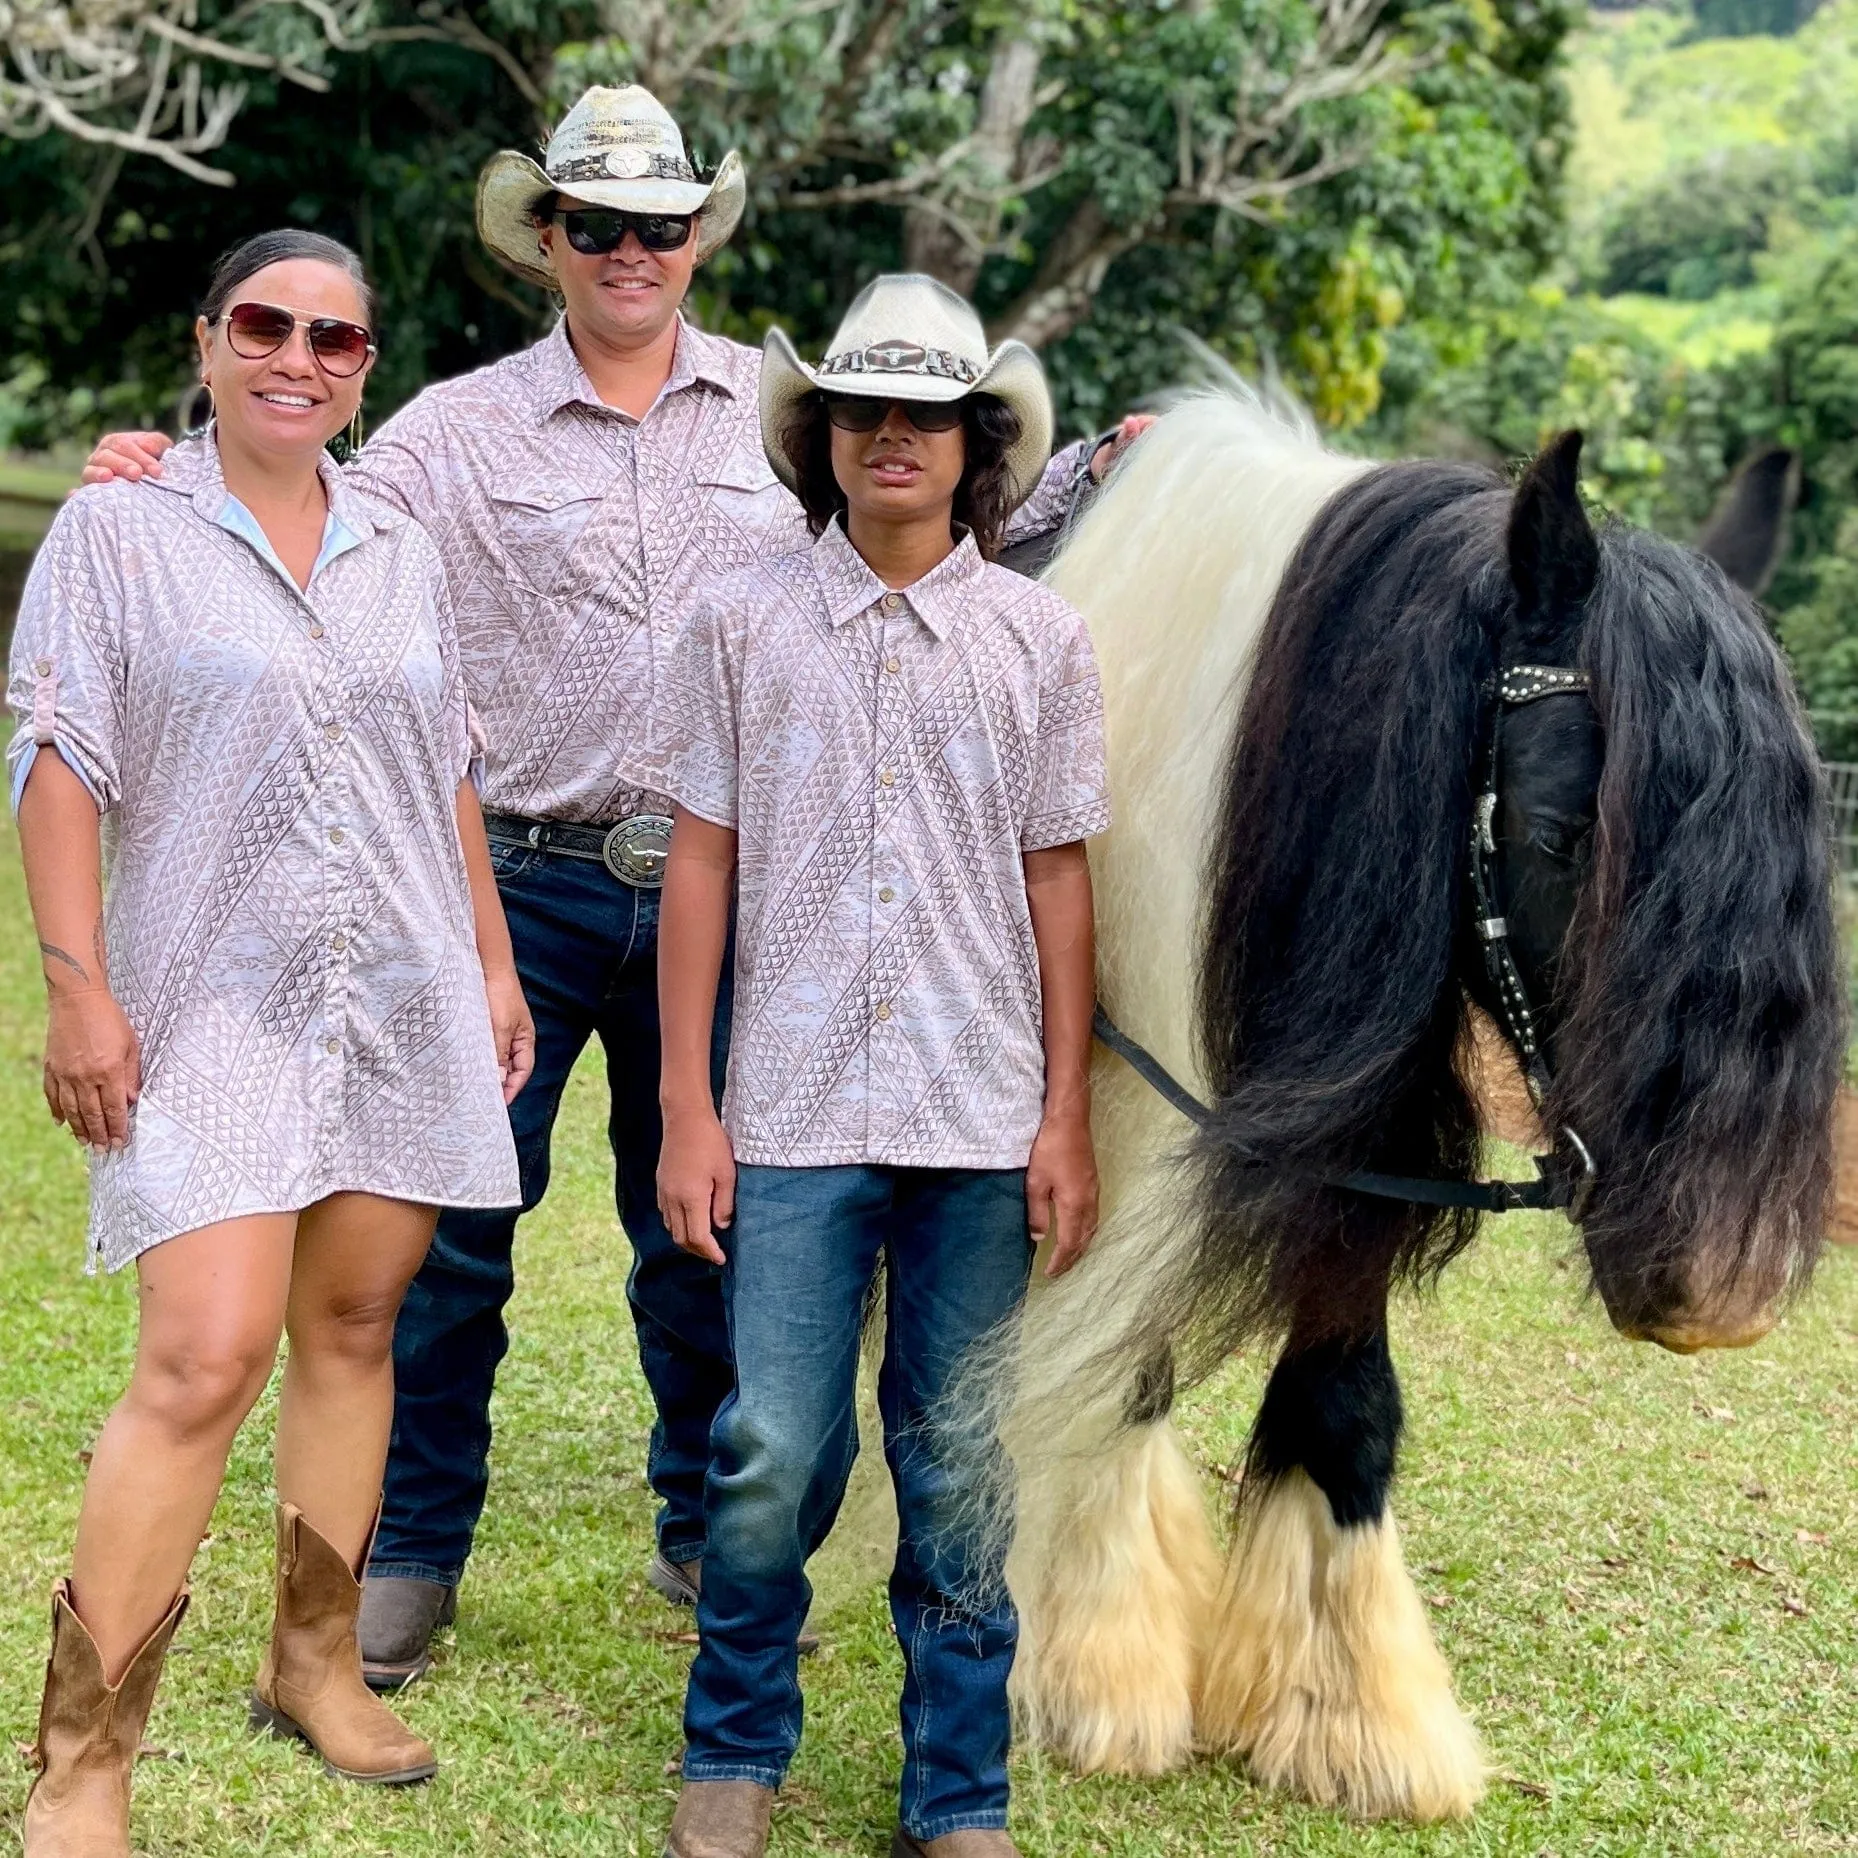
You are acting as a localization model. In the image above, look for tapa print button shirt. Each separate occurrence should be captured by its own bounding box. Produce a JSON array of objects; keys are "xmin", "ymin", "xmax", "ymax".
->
[
  {"xmin": 351, "ymin": 317, "xmax": 802, "ymax": 824},
  {"xmin": 6, "ymin": 433, "xmax": 521, "ymax": 1271},
  {"xmin": 643, "ymin": 519, "xmax": 1112, "ymax": 1170},
  {"xmin": 352, "ymin": 317, "xmax": 1092, "ymax": 824}
]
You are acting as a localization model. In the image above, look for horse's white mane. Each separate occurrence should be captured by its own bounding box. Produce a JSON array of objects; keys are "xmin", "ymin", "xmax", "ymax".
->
[
  {"xmin": 920, "ymin": 384, "xmax": 1383, "ymax": 1620},
  {"xmin": 1046, "ymin": 377, "xmax": 1372, "ymax": 1094}
]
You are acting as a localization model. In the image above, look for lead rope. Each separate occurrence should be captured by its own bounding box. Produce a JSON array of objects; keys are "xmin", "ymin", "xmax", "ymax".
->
[{"xmin": 1091, "ymin": 663, "xmax": 1598, "ymax": 1222}]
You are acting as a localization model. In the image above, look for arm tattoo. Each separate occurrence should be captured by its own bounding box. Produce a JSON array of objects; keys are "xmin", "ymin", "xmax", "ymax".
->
[
  {"xmin": 39, "ymin": 941, "xmax": 90, "ymax": 983},
  {"xmin": 91, "ymin": 915, "xmax": 108, "ymax": 979}
]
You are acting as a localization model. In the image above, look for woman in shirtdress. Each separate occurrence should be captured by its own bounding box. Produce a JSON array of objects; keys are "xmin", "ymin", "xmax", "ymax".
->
[{"xmin": 9, "ymin": 230, "xmax": 528, "ymax": 1857}]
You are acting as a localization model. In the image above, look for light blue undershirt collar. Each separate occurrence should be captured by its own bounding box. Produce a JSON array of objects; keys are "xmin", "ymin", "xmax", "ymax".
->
[{"xmin": 216, "ymin": 493, "xmax": 365, "ymax": 590}]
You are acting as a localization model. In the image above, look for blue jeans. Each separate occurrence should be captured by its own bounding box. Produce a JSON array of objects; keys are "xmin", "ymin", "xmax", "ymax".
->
[
  {"xmin": 684, "ymin": 1165, "xmax": 1034, "ymax": 1841},
  {"xmin": 370, "ymin": 837, "xmax": 733, "ymax": 1586}
]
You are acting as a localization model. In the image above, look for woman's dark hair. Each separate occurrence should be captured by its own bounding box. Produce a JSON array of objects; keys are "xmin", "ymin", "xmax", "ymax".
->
[
  {"xmin": 777, "ymin": 391, "xmax": 1024, "ymax": 558},
  {"xmin": 201, "ymin": 230, "xmax": 376, "ymax": 328}
]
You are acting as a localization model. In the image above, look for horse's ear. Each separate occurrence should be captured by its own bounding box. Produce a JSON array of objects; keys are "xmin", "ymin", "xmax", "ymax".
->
[
  {"xmin": 1509, "ymin": 429, "xmax": 1599, "ymax": 629},
  {"xmin": 1696, "ymin": 445, "xmax": 1798, "ymax": 596}
]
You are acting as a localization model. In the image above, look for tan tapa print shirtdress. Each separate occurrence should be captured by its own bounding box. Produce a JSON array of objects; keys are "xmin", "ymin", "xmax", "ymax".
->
[
  {"xmin": 6, "ymin": 434, "xmax": 521, "ymax": 1270},
  {"xmin": 639, "ymin": 519, "xmax": 1112, "ymax": 1171}
]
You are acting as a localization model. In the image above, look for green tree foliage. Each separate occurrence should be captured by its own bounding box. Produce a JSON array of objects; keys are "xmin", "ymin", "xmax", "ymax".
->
[
  {"xmin": 1767, "ymin": 232, "xmax": 1858, "ymax": 749},
  {"xmin": 0, "ymin": 0, "xmax": 1576, "ymax": 445},
  {"xmin": 1689, "ymin": 0, "xmax": 1820, "ymax": 39}
]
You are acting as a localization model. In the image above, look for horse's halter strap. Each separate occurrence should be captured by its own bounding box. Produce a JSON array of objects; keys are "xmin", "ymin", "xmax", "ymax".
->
[
  {"xmin": 1089, "ymin": 663, "xmax": 1601, "ymax": 1223},
  {"xmin": 1467, "ymin": 662, "xmax": 1598, "ymax": 1220}
]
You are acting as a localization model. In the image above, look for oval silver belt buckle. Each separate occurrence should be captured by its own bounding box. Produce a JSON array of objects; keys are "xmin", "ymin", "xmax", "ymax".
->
[{"xmin": 602, "ymin": 813, "xmax": 674, "ymax": 888}]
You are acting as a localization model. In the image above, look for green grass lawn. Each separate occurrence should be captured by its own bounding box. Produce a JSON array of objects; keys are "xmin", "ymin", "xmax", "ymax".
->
[{"xmin": 0, "ymin": 805, "xmax": 1854, "ymax": 1857}]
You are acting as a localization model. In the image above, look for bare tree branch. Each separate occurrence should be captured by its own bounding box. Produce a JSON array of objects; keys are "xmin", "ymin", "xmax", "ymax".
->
[{"xmin": 0, "ymin": 0, "xmax": 356, "ymax": 182}]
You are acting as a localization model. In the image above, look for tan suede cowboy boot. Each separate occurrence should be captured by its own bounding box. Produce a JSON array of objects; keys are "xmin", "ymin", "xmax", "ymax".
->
[
  {"xmin": 24, "ymin": 1580, "xmax": 188, "ymax": 1858},
  {"xmin": 889, "ymin": 1833, "xmax": 1022, "ymax": 1857},
  {"xmin": 250, "ymin": 1503, "xmax": 436, "ymax": 1784},
  {"xmin": 663, "ymin": 1779, "xmax": 777, "ymax": 1857}
]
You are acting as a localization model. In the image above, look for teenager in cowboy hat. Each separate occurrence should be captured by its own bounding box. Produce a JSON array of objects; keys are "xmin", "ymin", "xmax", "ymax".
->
[
  {"xmin": 80, "ymin": 89, "xmax": 1131, "ymax": 1690},
  {"xmin": 642, "ymin": 273, "xmax": 1107, "ymax": 1858}
]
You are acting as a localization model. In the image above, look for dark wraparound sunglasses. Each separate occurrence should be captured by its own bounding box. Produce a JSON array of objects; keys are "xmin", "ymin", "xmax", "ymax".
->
[
  {"xmin": 823, "ymin": 394, "xmax": 965, "ymax": 433},
  {"xmin": 555, "ymin": 208, "xmax": 695, "ymax": 255},
  {"xmin": 215, "ymin": 301, "xmax": 376, "ymax": 379}
]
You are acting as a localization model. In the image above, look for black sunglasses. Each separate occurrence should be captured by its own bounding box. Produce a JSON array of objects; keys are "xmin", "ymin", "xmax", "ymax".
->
[
  {"xmin": 555, "ymin": 208, "xmax": 695, "ymax": 256},
  {"xmin": 823, "ymin": 394, "xmax": 966, "ymax": 434},
  {"xmin": 215, "ymin": 301, "xmax": 376, "ymax": 379}
]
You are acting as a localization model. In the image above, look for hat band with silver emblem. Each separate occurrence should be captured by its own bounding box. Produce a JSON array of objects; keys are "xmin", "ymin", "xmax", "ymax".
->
[
  {"xmin": 554, "ymin": 148, "xmax": 696, "ymax": 185},
  {"xmin": 819, "ymin": 343, "xmax": 981, "ymax": 384}
]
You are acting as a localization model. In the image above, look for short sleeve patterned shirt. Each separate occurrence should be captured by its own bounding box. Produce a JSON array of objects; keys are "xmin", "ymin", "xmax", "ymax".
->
[
  {"xmin": 643, "ymin": 519, "xmax": 1111, "ymax": 1170},
  {"xmin": 350, "ymin": 318, "xmax": 807, "ymax": 824},
  {"xmin": 350, "ymin": 317, "xmax": 1091, "ymax": 824},
  {"xmin": 6, "ymin": 434, "xmax": 520, "ymax": 1270}
]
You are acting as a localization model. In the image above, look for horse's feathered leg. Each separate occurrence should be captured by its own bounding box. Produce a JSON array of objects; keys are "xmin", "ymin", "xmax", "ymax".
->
[
  {"xmin": 1007, "ymin": 1348, "xmax": 1220, "ymax": 1776},
  {"xmin": 1196, "ymin": 1325, "xmax": 1485, "ymax": 1821}
]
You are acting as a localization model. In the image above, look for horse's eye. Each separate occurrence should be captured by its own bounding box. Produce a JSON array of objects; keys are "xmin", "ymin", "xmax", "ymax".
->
[{"xmin": 1530, "ymin": 820, "xmax": 1590, "ymax": 864}]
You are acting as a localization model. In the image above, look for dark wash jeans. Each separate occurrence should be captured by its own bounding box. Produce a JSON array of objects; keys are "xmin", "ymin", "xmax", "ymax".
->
[
  {"xmin": 683, "ymin": 1164, "xmax": 1033, "ymax": 1841},
  {"xmin": 369, "ymin": 834, "xmax": 732, "ymax": 1587}
]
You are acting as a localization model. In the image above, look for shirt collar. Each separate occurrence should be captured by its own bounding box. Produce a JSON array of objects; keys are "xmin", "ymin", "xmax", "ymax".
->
[
  {"xmin": 532, "ymin": 314, "xmax": 742, "ymax": 421},
  {"xmin": 214, "ymin": 493, "xmax": 365, "ymax": 592},
  {"xmin": 811, "ymin": 516, "xmax": 985, "ymax": 641},
  {"xmin": 146, "ymin": 426, "xmax": 381, "ymax": 549}
]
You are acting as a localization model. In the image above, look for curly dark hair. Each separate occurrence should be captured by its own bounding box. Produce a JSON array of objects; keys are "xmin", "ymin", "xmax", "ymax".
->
[{"xmin": 775, "ymin": 391, "xmax": 1024, "ymax": 559}]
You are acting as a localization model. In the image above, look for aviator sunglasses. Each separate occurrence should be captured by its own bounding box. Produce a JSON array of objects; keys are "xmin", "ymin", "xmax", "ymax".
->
[
  {"xmin": 823, "ymin": 393, "xmax": 965, "ymax": 434},
  {"xmin": 214, "ymin": 301, "xmax": 376, "ymax": 379},
  {"xmin": 555, "ymin": 208, "xmax": 695, "ymax": 256}
]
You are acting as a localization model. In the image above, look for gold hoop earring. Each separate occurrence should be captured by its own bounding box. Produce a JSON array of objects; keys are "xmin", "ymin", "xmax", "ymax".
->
[{"xmin": 331, "ymin": 403, "xmax": 364, "ymax": 464}]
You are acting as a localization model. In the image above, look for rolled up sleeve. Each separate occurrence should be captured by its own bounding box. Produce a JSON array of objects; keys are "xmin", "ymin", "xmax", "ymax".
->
[{"xmin": 7, "ymin": 499, "xmax": 127, "ymax": 815}]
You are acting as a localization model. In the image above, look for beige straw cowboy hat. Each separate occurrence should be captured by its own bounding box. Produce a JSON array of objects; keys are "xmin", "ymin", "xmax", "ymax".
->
[
  {"xmin": 477, "ymin": 85, "xmax": 746, "ymax": 288},
  {"xmin": 759, "ymin": 273, "xmax": 1055, "ymax": 509}
]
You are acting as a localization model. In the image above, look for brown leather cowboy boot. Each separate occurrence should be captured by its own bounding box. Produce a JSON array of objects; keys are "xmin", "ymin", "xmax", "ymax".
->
[
  {"xmin": 663, "ymin": 1779, "xmax": 777, "ymax": 1857},
  {"xmin": 250, "ymin": 1504, "xmax": 436, "ymax": 1784},
  {"xmin": 889, "ymin": 1833, "xmax": 1022, "ymax": 1857},
  {"xmin": 24, "ymin": 1580, "xmax": 188, "ymax": 1858}
]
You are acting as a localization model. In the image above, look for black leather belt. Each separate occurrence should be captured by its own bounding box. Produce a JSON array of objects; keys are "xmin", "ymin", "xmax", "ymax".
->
[{"xmin": 484, "ymin": 810, "xmax": 673, "ymax": 888}]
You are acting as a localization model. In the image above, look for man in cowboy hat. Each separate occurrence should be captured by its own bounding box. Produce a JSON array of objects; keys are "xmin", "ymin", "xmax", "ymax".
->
[
  {"xmin": 644, "ymin": 273, "xmax": 1106, "ymax": 1858},
  {"xmin": 77, "ymin": 87, "xmax": 1136, "ymax": 1692}
]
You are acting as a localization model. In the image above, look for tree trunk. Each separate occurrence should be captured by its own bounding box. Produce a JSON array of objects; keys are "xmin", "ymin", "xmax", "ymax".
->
[
  {"xmin": 904, "ymin": 32, "xmax": 1043, "ymax": 293},
  {"xmin": 988, "ymin": 196, "xmax": 1145, "ymax": 348}
]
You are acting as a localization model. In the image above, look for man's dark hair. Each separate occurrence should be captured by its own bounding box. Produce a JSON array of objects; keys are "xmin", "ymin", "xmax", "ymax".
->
[
  {"xmin": 776, "ymin": 392, "xmax": 1024, "ymax": 559},
  {"xmin": 201, "ymin": 229, "xmax": 376, "ymax": 327}
]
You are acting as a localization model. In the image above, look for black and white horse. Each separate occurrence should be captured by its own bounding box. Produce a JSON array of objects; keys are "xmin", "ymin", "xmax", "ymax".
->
[{"xmin": 984, "ymin": 398, "xmax": 1842, "ymax": 1820}]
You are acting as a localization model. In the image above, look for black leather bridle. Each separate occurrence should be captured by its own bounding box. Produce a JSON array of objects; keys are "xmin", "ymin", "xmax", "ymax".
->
[{"xmin": 1093, "ymin": 662, "xmax": 1599, "ymax": 1221}]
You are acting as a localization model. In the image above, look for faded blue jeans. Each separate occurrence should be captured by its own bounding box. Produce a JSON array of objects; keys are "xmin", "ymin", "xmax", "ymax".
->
[
  {"xmin": 370, "ymin": 834, "xmax": 733, "ymax": 1587},
  {"xmin": 683, "ymin": 1164, "xmax": 1033, "ymax": 1841}
]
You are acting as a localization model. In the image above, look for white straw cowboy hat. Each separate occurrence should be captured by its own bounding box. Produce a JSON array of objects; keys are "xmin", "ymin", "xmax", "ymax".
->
[
  {"xmin": 760, "ymin": 273, "xmax": 1055, "ymax": 509},
  {"xmin": 477, "ymin": 85, "xmax": 746, "ymax": 288}
]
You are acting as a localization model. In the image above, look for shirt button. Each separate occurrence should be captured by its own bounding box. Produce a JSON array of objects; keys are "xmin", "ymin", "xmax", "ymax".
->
[
  {"xmin": 330, "ymin": 932, "xmax": 348, "ymax": 953},
  {"xmin": 324, "ymin": 1036, "xmax": 341, "ymax": 1055},
  {"xmin": 324, "ymin": 722, "xmax": 342, "ymax": 742},
  {"xmin": 879, "ymin": 886, "xmax": 895, "ymax": 903},
  {"xmin": 879, "ymin": 769, "xmax": 895, "ymax": 787},
  {"xmin": 308, "ymin": 622, "xmax": 326, "ymax": 641},
  {"xmin": 34, "ymin": 657, "xmax": 52, "ymax": 677},
  {"xmin": 885, "ymin": 657, "xmax": 901, "ymax": 674},
  {"xmin": 882, "ymin": 593, "xmax": 903, "ymax": 613},
  {"xmin": 328, "ymin": 827, "xmax": 345, "ymax": 845},
  {"xmin": 875, "ymin": 1002, "xmax": 892, "ymax": 1022}
]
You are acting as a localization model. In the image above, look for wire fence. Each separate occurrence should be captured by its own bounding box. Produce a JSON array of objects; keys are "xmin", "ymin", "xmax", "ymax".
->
[{"xmin": 1828, "ymin": 762, "xmax": 1858, "ymax": 877}]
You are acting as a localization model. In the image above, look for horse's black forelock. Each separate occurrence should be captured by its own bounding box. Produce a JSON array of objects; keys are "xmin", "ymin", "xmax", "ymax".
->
[
  {"xmin": 1550, "ymin": 532, "xmax": 1843, "ymax": 1325},
  {"xmin": 1147, "ymin": 458, "xmax": 1514, "ymax": 1375}
]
